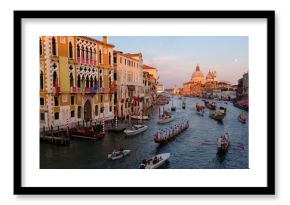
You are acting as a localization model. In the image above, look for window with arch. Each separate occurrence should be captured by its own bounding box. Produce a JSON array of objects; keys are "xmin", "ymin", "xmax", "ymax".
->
[
  {"xmin": 90, "ymin": 77, "xmax": 93, "ymax": 88},
  {"xmin": 39, "ymin": 38, "xmax": 42, "ymax": 55},
  {"xmin": 85, "ymin": 47, "xmax": 88, "ymax": 60},
  {"xmin": 81, "ymin": 46, "xmax": 84, "ymax": 59},
  {"xmin": 90, "ymin": 48, "xmax": 92, "ymax": 60},
  {"xmin": 53, "ymin": 71, "xmax": 57, "ymax": 87},
  {"xmin": 93, "ymin": 49, "xmax": 96, "ymax": 61},
  {"xmin": 77, "ymin": 75, "xmax": 81, "ymax": 88},
  {"xmin": 40, "ymin": 71, "xmax": 44, "ymax": 90},
  {"xmin": 109, "ymin": 52, "xmax": 111, "ymax": 65},
  {"xmin": 77, "ymin": 44, "xmax": 80, "ymax": 57},
  {"xmin": 93, "ymin": 76, "xmax": 97, "ymax": 87},
  {"xmin": 86, "ymin": 76, "xmax": 89, "ymax": 88},
  {"xmin": 99, "ymin": 50, "xmax": 102, "ymax": 64},
  {"xmin": 81, "ymin": 76, "xmax": 85, "ymax": 88},
  {"xmin": 70, "ymin": 73, "xmax": 74, "ymax": 87},
  {"xmin": 52, "ymin": 37, "xmax": 56, "ymax": 56},
  {"xmin": 69, "ymin": 41, "xmax": 73, "ymax": 58}
]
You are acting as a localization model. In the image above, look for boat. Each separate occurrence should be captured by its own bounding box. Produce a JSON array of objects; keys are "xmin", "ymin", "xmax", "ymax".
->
[
  {"xmin": 139, "ymin": 153, "xmax": 171, "ymax": 169},
  {"xmin": 238, "ymin": 113, "xmax": 247, "ymax": 124},
  {"xmin": 196, "ymin": 103, "xmax": 205, "ymax": 116},
  {"xmin": 217, "ymin": 133, "xmax": 230, "ymax": 153},
  {"xmin": 124, "ymin": 124, "xmax": 148, "ymax": 136},
  {"xmin": 209, "ymin": 107, "xmax": 227, "ymax": 121},
  {"xmin": 154, "ymin": 119, "xmax": 189, "ymax": 143},
  {"xmin": 131, "ymin": 115, "xmax": 149, "ymax": 120},
  {"xmin": 69, "ymin": 126, "xmax": 105, "ymax": 140},
  {"xmin": 158, "ymin": 110, "xmax": 174, "ymax": 124},
  {"xmin": 182, "ymin": 101, "xmax": 186, "ymax": 109},
  {"xmin": 158, "ymin": 115, "xmax": 174, "ymax": 124},
  {"xmin": 204, "ymin": 101, "xmax": 216, "ymax": 110},
  {"xmin": 171, "ymin": 97, "xmax": 176, "ymax": 111},
  {"xmin": 108, "ymin": 149, "xmax": 131, "ymax": 160}
]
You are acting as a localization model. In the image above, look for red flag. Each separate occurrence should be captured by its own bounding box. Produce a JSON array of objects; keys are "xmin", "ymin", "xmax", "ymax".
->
[{"xmin": 55, "ymin": 75, "xmax": 60, "ymax": 97}]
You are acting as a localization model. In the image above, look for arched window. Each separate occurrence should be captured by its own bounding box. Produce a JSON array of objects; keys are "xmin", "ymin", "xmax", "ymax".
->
[
  {"xmin": 90, "ymin": 77, "xmax": 93, "ymax": 88},
  {"xmin": 109, "ymin": 52, "xmax": 111, "ymax": 65},
  {"xmin": 81, "ymin": 46, "xmax": 84, "ymax": 59},
  {"xmin": 40, "ymin": 71, "xmax": 44, "ymax": 90},
  {"xmin": 90, "ymin": 48, "xmax": 92, "ymax": 61},
  {"xmin": 69, "ymin": 41, "xmax": 73, "ymax": 58},
  {"xmin": 77, "ymin": 75, "xmax": 81, "ymax": 88},
  {"xmin": 77, "ymin": 44, "xmax": 80, "ymax": 57},
  {"xmin": 52, "ymin": 37, "xmax": 56, "ymax": 56},
  {"xmin": 99, "ymin": 50, "xmax": 102, "ymax": 64},
  {"xmin": 99, "ymin": 76, "xmax": 103, "ymax": 88},
  {"xmin": 94, "ymin": 76, "xmax": 97, "ymax": 86},
  {"xmin": 39, "ymin": 38, "xmax": 42, "ymax": 55},
  {"xmin": 53, "ymin": 71, "xmax": 57, "ymax": 87},
  {"xmin": 86, "ymin": 76, "xmax": 89, "ymax": 88},
  {"xmin": 81, "ymin": 76, "xmax": 85, "ymax": 88},
  {"xmin": 70, "ymin": 73, "xmax": 74, "ymax": 87},
  {"xmin": 86, "ymin": 47, "xmax": 88, "ymax": 60}
]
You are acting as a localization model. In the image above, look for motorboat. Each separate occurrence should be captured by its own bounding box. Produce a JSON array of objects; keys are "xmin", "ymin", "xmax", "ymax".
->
[
  {"xmin": 108, "ymin": 149, "xmax": 131, "ymax": 160},
  {"xmin": 158, "ymin": 115, "xmax": 174, "ymax": 124},
  {"xmin": 204, "ymin": 101, "xmax": 216, "ymax": 110},
  {"xmin": 196, "ymin": 103, "xmax": 205, "ymax": 116},
  {"xmin": 182, "ymin": 101, "xmax": 186, "ymax": 109},
  {"xmin": 131, "ymin": 115, "xmax": 149, "ymax": 120},
  {"xmin": 209, "ymin": 107, "xmax": 227, "ymax": 121},
  {"xmin": 171, "ymin": 106, "xmax": 176, "ymax": 111},
  {"xmin": 124, "ymin": 124, "xmax": 148, "ymax": 136},
  {"xmin": 217, "ymin": 133, "xmax": 230, "ymax": 153},
  {"xmin": 139, "ymin": 153, "xmax": 171, "ymax": 169},
  {"xmin": 238, "ymin": 113, "xmax": 247, "ymax": 124}
]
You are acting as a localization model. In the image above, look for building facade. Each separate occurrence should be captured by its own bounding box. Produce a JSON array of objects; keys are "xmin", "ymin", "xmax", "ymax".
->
[
  {"xmin": 113, "ymin": 51, "xmax": 144, "ymax": 118},
  {"xmin": 40, "ymin": 36, "xmax": 115, "ymax": 129}
]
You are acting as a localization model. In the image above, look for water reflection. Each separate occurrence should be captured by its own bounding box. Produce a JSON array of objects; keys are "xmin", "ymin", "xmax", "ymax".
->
[{"xmin": 40, "ymin": 96, "xmax": 248, "ymax": 169}]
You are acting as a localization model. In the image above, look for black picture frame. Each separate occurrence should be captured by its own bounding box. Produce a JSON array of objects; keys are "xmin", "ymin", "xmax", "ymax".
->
[{"xmin": 14, "ymin": 10, "xmax": 275, "ymax": 195}]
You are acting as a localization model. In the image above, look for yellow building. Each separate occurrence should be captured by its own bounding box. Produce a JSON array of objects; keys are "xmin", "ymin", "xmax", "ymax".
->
[
  {"xmin": 40, "ymin": 36, "xmax": 115, "ymax": 129},
  {"xmin": 143, "ymin": 64, "xmax": 158, "ymax": 80}
]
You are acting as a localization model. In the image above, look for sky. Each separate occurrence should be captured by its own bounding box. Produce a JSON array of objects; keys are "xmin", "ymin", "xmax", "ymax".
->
[{"xmin": 92, "ymin": 36, "xmax": 248, "ymax": 89}]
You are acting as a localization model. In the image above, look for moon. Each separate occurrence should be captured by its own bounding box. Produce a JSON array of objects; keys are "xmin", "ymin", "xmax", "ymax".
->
[{"xmin": 234, "ymin": 58, "xmax": 238, "ymax": 62}]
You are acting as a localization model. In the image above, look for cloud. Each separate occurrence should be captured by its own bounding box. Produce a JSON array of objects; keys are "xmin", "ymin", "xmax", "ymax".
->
[{"xmin": 150, "ymin": 56, "xmax": 177, "ymax": 62}]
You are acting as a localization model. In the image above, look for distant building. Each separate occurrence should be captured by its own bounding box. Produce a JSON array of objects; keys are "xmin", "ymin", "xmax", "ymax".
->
[
  {"xmin": 171, "ymin": 85, "xmax": 180, "ymax": 95},
  {"xmin": 236, "ymin": 72, "xmax": 248, "ymax": 99},
  {"xmin": 156, "ymin": 84, "xmax": 165, "ymax": 93},
  {"xmin": 182, "ymin": 64, "xmax": 218, "ymax": 97}
]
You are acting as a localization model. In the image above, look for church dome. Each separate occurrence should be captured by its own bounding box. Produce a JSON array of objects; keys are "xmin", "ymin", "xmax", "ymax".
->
[{"xmin": 191, "ymin": 64, "xmax": 205, "ymax": 82}]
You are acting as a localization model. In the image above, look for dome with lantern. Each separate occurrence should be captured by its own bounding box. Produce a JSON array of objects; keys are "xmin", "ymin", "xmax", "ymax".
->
[{"xmin": 191, "ymin": 64, "xmax": 205, "ymax": 83}]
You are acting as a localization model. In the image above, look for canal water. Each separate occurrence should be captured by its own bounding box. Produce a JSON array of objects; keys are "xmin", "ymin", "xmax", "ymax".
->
[{"xmin": 40, "ymin": 97, "xmax": 248, "ymax": 169}]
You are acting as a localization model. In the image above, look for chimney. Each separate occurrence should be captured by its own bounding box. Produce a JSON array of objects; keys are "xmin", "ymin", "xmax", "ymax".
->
[{"xmin": 102, "ymin": 36, "xmax": 107, "ymax": 44}]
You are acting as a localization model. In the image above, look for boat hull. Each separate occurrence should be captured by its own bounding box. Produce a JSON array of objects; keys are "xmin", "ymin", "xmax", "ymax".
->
[
  {"xmin": 158, "ymin": 117, "xmax": 174, "ymax": 124},
  {"xmin": 124, "ymin": 125, "xmax": 148, "ymax": 136},
  {"xmin": 108, "ymin": 150, "xmax": 131, "ymax": 160},
  {"xmin": 145, "ymin": 153, "xmax": 171, "ymax": 169},
  {"xmin": 131, "ymin": 115, "xmax": 149, "ymax": 120}
]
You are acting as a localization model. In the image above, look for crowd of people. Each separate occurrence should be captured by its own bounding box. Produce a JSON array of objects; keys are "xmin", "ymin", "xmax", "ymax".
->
[{"xmin": 154, "ymin": 119, "xmax": 189, "ymax": 143}]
